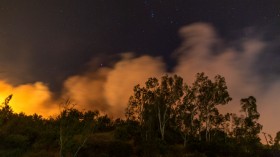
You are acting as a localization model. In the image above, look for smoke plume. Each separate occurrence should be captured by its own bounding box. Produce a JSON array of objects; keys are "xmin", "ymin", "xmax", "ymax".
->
[
  {"xmin": 174, "ymin": 23, "xmax": 279, "ymax": 138},
  {"xmin": 62, "ymin": 23, "xmax": 280, "ymax": 137},
  {"xmin": 63, "ymin": 54, "xmax": 165, "ymax": 117},
  {"xmin": 0, "ymin": 22, "xmax": 279, "ymax": 138}
]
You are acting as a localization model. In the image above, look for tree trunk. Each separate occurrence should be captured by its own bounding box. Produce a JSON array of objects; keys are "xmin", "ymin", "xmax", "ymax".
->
[
  {"xmin": 158, "ymin": 105, "xmax": 167, "ymax": 141},
  {"xmin": 74, "ymin": 137, "xmax": 88, "ymax": 157},
  {"xmin": 184, "ymin": 134, "xmax": 187, "ymax": 147}
]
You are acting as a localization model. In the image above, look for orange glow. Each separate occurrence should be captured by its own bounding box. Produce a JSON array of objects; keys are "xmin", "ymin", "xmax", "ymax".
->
[{"xmin": 0, "ymin": 80, "xmax": 59, "ymax": 118}]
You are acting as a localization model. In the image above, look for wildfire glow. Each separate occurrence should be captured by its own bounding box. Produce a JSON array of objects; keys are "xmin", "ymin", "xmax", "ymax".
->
[{"xmin": 0, "ymin": 80, "xmax": 59, "ymax": 117}]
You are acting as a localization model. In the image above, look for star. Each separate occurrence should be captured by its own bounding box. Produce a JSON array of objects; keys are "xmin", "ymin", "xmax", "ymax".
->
[{"xmin": 150, "ymin": 11, "xmax": 155, "ymax": 18}]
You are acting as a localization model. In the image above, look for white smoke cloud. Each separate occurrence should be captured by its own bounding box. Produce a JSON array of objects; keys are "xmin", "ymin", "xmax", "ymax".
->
[
  {"xmin": 175, "ymin": 23, "xmax": 265, "ymax": 112},
  {"xmin": 63, "ymin": 68, "xmax": 111, "ymax": 113},
  {"xmin": 63, "ymin": 54, "xmax": 165, "ymax": 117},
  {"xmin": 174, "ymin": 23, "xmax": 279, "ymax": 139},
  {"xmin": 103, "ymin": 54, "xmax": 166, "ymax": 117}
]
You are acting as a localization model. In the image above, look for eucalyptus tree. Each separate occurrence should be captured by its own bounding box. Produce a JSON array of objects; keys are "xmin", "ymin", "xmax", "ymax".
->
[
  {"xmin": 126, "ymin": 83, "xmax": 157, "ymax": 141},
  {"xmin": 126, "ymin": 75, "xmax": 184, "ymax": 141},
  {"xmin": 223, "ymin": 113, "xmax": 242, "ymax": 138},
  {"xmin": 240, "ymin": 96, "xmax": 262, "ymax": 140},
  {"xmin": 236, "ymin": 96, "xmax": 263, "ymax": 154},
  {"xmin": 210, "ymin": 112, "xmax": 225, "ymax": 139},
  {"xmin": 191, "ymin": 73, "xmax": 232, "ymax": 142},
  {"xmin": 175, "ymin": 84, "xmax": 198, "ymax": 146}
]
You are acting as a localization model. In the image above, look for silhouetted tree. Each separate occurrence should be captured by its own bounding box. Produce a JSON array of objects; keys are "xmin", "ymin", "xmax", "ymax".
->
[
  {"xmin": 126, "ymin": 75, "xmax": 184, "ymax": 141},
  {"xmin": 238, "ymin": 96, "xmax": 262, "ymax": 154},
  {"xmin": 175, "ymin": 84, "xmax": 198, "ymax": 146},
  {"xmin": 274, "ymin": 131, "xmax": 280, "ymax": 150},
  {"xmin": 188, "ymin": 73, "xmax": 232, "ymax": 142},
  {"xmin": 59, "ymin": 99, "xmax": 97, "ymax": 157},
  {"xmin": 0, "ymin": 95, "xmax": 13, "ymax": 126}
]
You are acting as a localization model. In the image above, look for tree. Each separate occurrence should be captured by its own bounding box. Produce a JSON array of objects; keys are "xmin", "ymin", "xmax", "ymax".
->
[
  {"xmin": 126, "ymin": 75, "xmax": 184, "ymax": 141},
  {"xmin": 0, "ymin": 95, "xmax": 13, "ymax": 126},
  {"xmin": 238, "ymin": 96, "xmax": 262, "ymax": 153},
  {"xmin": 274, "ymin": 131, "xmax": 280, "ymax": 149},
  {"xmin": 240, "ymin": 96, "xmax": 262, "ymax": 139},
  {"xmin": 126, "ymin": 84, "xmax": 156, "ymax": 141},
  {"xmin": 175, "ymin": 84, "xmax": 198, "ymax": 146},
  {"xmin": 262, "ymin": 132, "xmax": 274, "ymax": 146},
  {"xmin": 211, "ymin": 112, "xmax": 226, "ymax": 141},
  {"xmin": 190, "ymin": 73, "xmax": 232, "ymax": 142},
  {"xmin": 59, "ymin": 99, "xmax": 97, "ymax": 157}
]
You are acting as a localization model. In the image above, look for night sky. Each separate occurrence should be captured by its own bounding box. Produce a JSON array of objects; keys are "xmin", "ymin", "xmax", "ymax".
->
[{"xmin": 1, "ymin": 0, "xmax": 280, "ymax": 138}]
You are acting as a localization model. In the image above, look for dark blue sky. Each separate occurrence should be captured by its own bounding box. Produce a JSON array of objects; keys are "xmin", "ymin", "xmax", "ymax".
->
[{"xmin": 0, "ymin": 0, "xmax": 280, "ymax": 91}]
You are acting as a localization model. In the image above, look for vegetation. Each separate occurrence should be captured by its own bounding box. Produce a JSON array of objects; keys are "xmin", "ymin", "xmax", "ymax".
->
[{"xmin": 0, "ymin": 73, "xmax": 280, "ymax": 157}]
